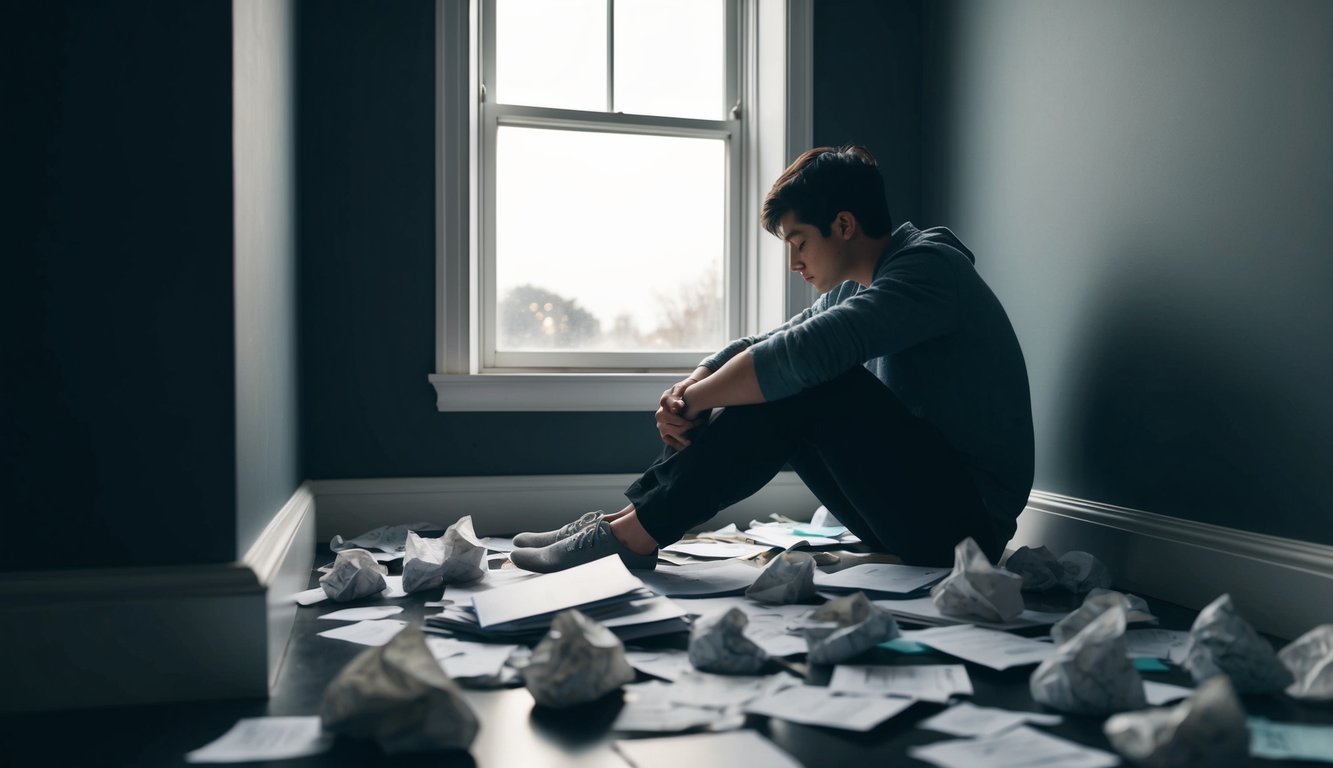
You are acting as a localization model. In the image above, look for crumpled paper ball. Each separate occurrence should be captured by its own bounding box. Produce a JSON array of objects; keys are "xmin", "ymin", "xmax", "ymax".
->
[
  {"xmin": 803, "ymin": 592, "xmax": 901, "ymax": 665},
  {"xmin": 319, "ymin": 548, "xmax": 388, "ymax": 602},
  {"xmin": 1057, "ymin": 551, "xmax": 1113, "ymax": 593},
  {"xmin": 931, "ymin": 537, "xmax": 1025, "ymax": 623},
  {"xmin": 1103, "ymin": 676, "xmax": 1249, "ymax": 768},
  {"xmin": 1031, "ymin": 606, "xmax": 1147, "ymax": 715},
  {"xmin": 1052, "ymin": 589, "xmax": 1154, "ymax": 645},
  {"xmin": 689, "ymin": 607, "xmax": 768, "ymax": 675},
  {"xmin": 402, "ymin": 516, "xmax": 486, "ymax": 594},
  {"xmin": 1183, "ymin": 593, "xmax": 1293, "ymax": 694},
  {"xmin": 1005, "ymin": 545, "xmax": 1064, "ymax": 591},
  {"xmin": 1279, "ymin": 624, "xmax": 1333, "ymax": 701},
  {"xmin": 745, "ymin": 551, "xmax": 818, "ymax": 605},
  {"xmin": 319, "ymin": 624, "xmax": 479, "ymax": 753},
  {"xmin": 523, "ymin": 609, "xmax": 635, "ymax": 708}
]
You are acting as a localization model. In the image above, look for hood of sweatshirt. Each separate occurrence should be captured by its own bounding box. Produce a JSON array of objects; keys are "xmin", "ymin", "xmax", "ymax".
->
[{"xmin": 881, "ymin": 222, "xmax": 977, "ymax": 268}]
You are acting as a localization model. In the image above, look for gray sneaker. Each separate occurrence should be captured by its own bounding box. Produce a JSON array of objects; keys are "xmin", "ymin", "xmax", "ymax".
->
[
  {"xmin": 512, "ymin": 510, "xmax": 606, "ymax": 549},
  {"xmin": 510, "ymin": 520, "xmax": 658, "ymax": 574}
]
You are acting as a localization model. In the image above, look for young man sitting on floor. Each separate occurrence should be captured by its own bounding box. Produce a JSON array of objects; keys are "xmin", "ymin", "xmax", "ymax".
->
[{"xmin": 510, "ymin": 145, "xmax": 1034, "ymax": 574}]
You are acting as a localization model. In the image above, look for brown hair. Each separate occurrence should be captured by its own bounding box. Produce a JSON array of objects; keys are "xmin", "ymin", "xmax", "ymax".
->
[{"xmin": 760, "ymin": 145, "xmax": 893, "ymax": 238}]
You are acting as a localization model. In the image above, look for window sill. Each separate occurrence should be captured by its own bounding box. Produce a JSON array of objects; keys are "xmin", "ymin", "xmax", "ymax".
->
[{"xmin": 428, "ymin": 372, "xmax": 682, "ymax": 412}]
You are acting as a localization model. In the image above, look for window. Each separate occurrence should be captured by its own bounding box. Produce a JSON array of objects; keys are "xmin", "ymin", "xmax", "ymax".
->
[{"xmin": 433, "ymin": 0, "xmax": 811, "ymax": 410}]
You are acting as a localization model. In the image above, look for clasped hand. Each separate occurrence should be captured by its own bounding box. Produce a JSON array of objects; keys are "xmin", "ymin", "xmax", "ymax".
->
[{"xmin": 655, "ymin": 377, "xmax": 705, "ymax": 450}]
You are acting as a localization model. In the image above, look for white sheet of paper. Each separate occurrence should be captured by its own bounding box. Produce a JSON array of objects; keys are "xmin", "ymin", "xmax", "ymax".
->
[
  {"xmin": 909, "ymin": 725, "xmax": 1119, "ymax": 768},
  {"xmin": 292, "ymin": 587, "xmax": 327, "ymax": 606},
  {"xmin": 315, "ymin": 619, "xmax": 408, "ymax": 647},
  {"xmin": 676, "ymin": 597, "xmax": 812, "ymax": 656},
  {"xmin": 664, "ymin": 671, "xmax": 801, "ymax": 709},
  {"xmin": 614, "ymin": 730, "xmax": 802, "ymax": 768},
  {"xmin": 485, "ymin": 536, "xmax": 516, "ymax": 552},
  {"xmin": 1124, "ymin": 628, "xmax": 1191, "ymax": 662},
  {"xmin": 814, "ymin": 564, "xmax": 950, "ymax": 594},
  {"xmin": 624, "ymin": 649, "xmax": 695, "ymax": 682},
  {"xmin": 381, "ymin": 575, "xmax": 407, "ymax": 599},
  {"xmin": 637, "ymin": 561, "xmax": 762, "ymax": 597},
  {"xmin": 905, "ymin": 625, "xmax": 1056, "ymax": 671},
  {"xmin": 424, "ymin": 636, "xmax": 517, "ymax": 679},
  {"xmin": 317, "ymin": 605, "xmax": 404, "ymax": 621},
  {"xmin": 473, "ymin": 555, "xmax": 643, "ymax": 628},
  {"xmin": 744, "ymin": 526, "xmax": 840, "ymax": 549},
  {"xmin": 1142, "ymin": 680, "xmax": 1194, "ymax": 705},
  {"xmin": 744, "ymin": 685, "xmax": 916, "ymax": 732},
  {"xmin": 440, "ymin": 568, "xmax": 536, "ymax": 604},
  {"xmin": 918, "ymin": 702, "xmax": 1063, "ymax": 737},
  {"xmin": 872, "ymin": 596, "xmax": 1068, "ymax": 630},
  {"xmin": 613, "ymin": 699, "xmax": 724, "ymax": 733},
  {"xmin": 598, "ymin": 597, "xmax": 690, "ymax": 629},
  {"xmin": 1249, "ymin": 718, "xmax": 1333, "ymax": 764},
  {"xmin": 185, "ymin": 717, "xmax": 332, "ymax": 763},
  {"xmin": 829, "ymin": 664, "xmax": 974, "ymax": 703},
  {"xmin": 662, "ymin": 540, "xmax": 775, "ymax": 560}
]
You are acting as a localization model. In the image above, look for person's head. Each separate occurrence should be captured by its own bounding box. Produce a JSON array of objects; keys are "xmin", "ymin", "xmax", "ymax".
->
[
  {"xmin": 761, "ymin": 145, "xmax": 893, "ymax": 240},
  {"xmin": 761, "ymin": 146, "xmax": 894, "ymax": 291}
]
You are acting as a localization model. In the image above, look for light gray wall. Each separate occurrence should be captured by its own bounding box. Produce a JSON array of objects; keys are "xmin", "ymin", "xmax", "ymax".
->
[
  {"xmin": 234, "ymin": 0, "xmax": 299, "ymax": 558},
  {"xmin": 927, "ymin": 0, "xmax": 1333, "ymax": 543}
]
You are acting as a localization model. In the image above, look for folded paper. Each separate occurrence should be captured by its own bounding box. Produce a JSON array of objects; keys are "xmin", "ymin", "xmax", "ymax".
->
[
  {"xmin": 689, "ymin": 607, "xmax": 768, "ymax": 675},
  {"xmin": 319, "ymin": 549, "xmax": 388, "ymax": 603},
  {"xmin": 1030, "ymin": 606, "xmax": 1147, "ymax": 715},
  {"xmin": 745, "ymin": 551, "xmax": 818, "ymax": 605},
  {"xmin": 803, "ymin": 592, "xmax": 901, "ymax": 665},
  {"xmin": 1280, "ymin": 624, "xmax": 1333, "ymax": 702},
  {"xmin": 319, "ymin": 625, "xmax": 479, "ymax": 753},
  {"xmin": 931, "ymin": 537, "xmax": 1025, "ymax": 623},
  {"xmin": 1183, "ymin": 593, "xmax": 1293, "ymax": 694},
  {"xmin": 1103, "ymin": 676, "xmax": 1249, "ymax": 768},
  {"xmin": 523, "ymin": 609, "xmax": 636, "ymax": 708}
]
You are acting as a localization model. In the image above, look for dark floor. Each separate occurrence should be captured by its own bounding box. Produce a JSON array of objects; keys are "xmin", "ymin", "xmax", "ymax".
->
[{"xmin": 2, "ymin": 552, "xmax": 1330, "ymax": 768}]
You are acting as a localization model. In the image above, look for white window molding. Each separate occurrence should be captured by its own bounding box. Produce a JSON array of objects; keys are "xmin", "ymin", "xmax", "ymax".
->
[{"xmin": 433, "ymin": 0, "xmax": 813, "ymax": 412}]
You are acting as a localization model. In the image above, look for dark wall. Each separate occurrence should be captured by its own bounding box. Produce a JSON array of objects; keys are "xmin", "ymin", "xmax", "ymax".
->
[
  {"xmin": 924, "ymin": 1, "xmax": 1333, "ymax": 542},
  {"xmin": 234, "ymin": 0, "xmax": 300, "ymax": 556},
  {"xmin": 297, "ymin": 0, "xmax": 662, "ymax": 480},
  {"xmin": 3, "ymin": 1, "xmax": 238, "ymax": 568}
]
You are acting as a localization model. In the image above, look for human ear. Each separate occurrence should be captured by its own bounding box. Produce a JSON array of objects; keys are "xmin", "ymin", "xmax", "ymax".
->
[{"xmin": 836, "ymin": 211, "xmax": 856, "ymax": 239}]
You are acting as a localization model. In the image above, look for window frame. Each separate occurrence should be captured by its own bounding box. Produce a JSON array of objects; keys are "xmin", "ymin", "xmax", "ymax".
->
[{"xmin": 432, "ymin": 0, "xmax": 812, "ymax": 411}]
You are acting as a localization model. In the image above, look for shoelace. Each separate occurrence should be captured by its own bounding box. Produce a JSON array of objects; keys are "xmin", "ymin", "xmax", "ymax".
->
[
  {"xmin": 566, "ymin": 522, "xmax": 608, "ymax": 552},
  {"xmin": 557, "ymin": 510, "xmax": 603, "ymax": 538}
]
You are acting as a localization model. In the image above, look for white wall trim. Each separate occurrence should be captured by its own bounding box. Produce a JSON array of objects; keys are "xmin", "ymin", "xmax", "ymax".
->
[
  {"xmin": 1012, "ymin": 490, "xmax": 1333, "ymax": 641},
  {"xmin": 243, "ymin": 481, "xmax": 317, "ymax": 690},
  {"xmin": 429, "ymin": 372, "xmax": 680, "ymax": 412},
  {"xmin": 310, "ymin": 471, "xmax": 820, "ymax": 542},
  {"xmin": 0, "ymin": 484, "xmax": 314, "ymax": 713}
]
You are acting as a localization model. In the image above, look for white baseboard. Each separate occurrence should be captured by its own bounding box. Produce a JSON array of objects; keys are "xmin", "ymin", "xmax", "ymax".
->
[
  {"xmin": 1012, "ymin": 490, "xmax": 1333, "ymax": 641},
  {"xmin": 0, "ymin": 483, "xmax": 315, "ymax": 713},
  {"xmin": 309, "ymin": 471, "xmax": 822, "ymax": 542}
]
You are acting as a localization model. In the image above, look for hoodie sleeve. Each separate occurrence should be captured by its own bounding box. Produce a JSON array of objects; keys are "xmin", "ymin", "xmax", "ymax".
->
[
  {"xmin": 697, "ymin": 294, "xmax": 830, "ymax": 371},
  {"xmin": 748, "ymin": 249, "xmax": 960, "ymax": 400}
]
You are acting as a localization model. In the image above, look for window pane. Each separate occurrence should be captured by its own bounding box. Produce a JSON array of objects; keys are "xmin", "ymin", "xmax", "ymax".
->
[
  {"xmin": 495, "ymin": 127, "xmax": 726, "ymax": 352},
  {"xmin": 495, "ymin": 0, "xmax": 606, "ymax": 111},
  {"xmin": 613, "ymin": 0, "xmax": 727, "ymax": 120}
]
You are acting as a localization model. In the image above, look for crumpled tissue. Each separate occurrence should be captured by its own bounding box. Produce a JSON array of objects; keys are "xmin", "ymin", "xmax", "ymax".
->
[
  {"xmin": 1183, "ymin": 593, "xmax": 1293, "ymax": 694},
  {"xmin": 1103, "ymin": 676, "xmax": 1249, "ymax": 768},
  {"xmin": 745, "ymin": 551, "xmax": 818, "ymax": 605},
  {"xmin": 803, "ymin": 592, "xmax": 902, "ymax": 665},
  {"xmin": 523, "ymin": 609, "xmax": 635, "ymax": 708},
  {"xmin": 1279, "ymin": 624, "xmax": 1333, "ymax": 702},
  {"xmin": 402, "ymin": 516, "xmax": 486, "ymax": 594},
  {"xmin": 689, "ymin": 607, "xmax": 768, "ymax": 675},
  {"xmin": 1052, "ymin": 589, "xmax": 1155, "ymax": 645},
  {"xmin": 319, "ymin": 624, "xmax": 479, "ymax": 753},
  {"xmin": 1030, "ymin": 606, "xmax": 1147, "ymax": 715},
  {"xmin": 319, "ymin": 548, "xmax": 388, "ymax": 602},
  {"xmin": 330, "ymin": 522, "xmax": 444, "ymax": 553},
  {"xmin": 931, "ymin": 537, "xmax": 1025, "ymax": 623},
  {"xmin": 1005, "ymin": 545, "xmax": 1064, "ymax": 591}
]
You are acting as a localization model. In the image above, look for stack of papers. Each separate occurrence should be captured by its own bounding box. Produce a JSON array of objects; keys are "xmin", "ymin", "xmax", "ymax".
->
[
  {"xmin": 425, "ymin": 556, "xmax": 688, "ymax": 642},
  {"xmin": 813, "ymin": 563, "xmax": 950, "ymax": 596}
]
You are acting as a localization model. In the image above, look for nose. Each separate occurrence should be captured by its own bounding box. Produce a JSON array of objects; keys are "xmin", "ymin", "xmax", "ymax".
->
[{"xmin": 788, "ymin": 245, "xmax": 803, "ymax": 272}]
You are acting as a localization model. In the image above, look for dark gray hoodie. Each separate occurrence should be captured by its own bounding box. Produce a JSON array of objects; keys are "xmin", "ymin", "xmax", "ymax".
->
[{"xmin": 700, "ymin": 223, "xmax": 1034, "ymax": 541}]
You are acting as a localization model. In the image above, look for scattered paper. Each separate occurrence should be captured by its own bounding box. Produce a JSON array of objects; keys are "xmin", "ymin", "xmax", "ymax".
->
[
  {"xmin": 439, "ymin": 567, "xmax": 536, "ymax": 604},
  {"xmin": 485, "ymin": 536, "xmax": 516, "ymax": 552},
  {"xmin": 330, "ymin": 522, "xmax": 442, "ymax": 553},
  {"xmin": 664, "ymin": 671, "xmax": 801, "ymax": 709},
  {"xmin": 1125, "ymin": 628, "xmax": 1191, "ymax": 663},
  {"xmin": 185, "ymin": 717, "xmax": 332, "ymax": 763},
  {"xmin": 1003, "ymin": 545, "xmax": 1064, "ymax": 591},
  {"xmin": 930, "ymin": 537, "xmax": 1025, "ymax": 623},
  {"xmin": 688, "ymin": 607, "xmax": 768, "ymax": 674},
  {"xmin": 1183, "ymin": 593, "xmax": 1293, "ymax": 694},
  {"xmin": 745, "ymin": 551, "xmax": 818, "ymax": 605},
  {"xmin": 829, "ymin": 664, "xmax": 973, "ymax": 703},
  {"xmin": 637, "ymin": 560, "xmax": 761, "ymax": 597},
  {"xmin": 744, "ymin": 524, "xmax": 841, "ymax": 550},
  {"xmin": 909, "ymin": 724, "xmax": 1119, "ymax": 768},
  {"xmin": 293, "ymin": 587, "xmax": 328, "ymax": 606},
  {"xmin": 1143, "ymin": 680, "xmax": 1194, "ymax": 705},
  {"xmin": 318, "ymin": 605, "xmax": 404, "ymax": 622},
  {"xmin": 793, "ymin": 525, "xmax": 848, "ymax": 537},
  {"xmin": 1104, "ymin": 677, "xmax": 1249, "ymax": 768},
  {"xmin": 803, "ymin": 592, "xmax": 901, "ymax": 665},
  {"xmin": 1279, "ymin": 623, "xmax": 1333, "ymax": 702},
  {"xmin": 813, "ymin": 563, "xmax": 949, "ymax": 595},
  {"xmin": 523, "ymin": 609, "xmax": 635, "ymax": 708},
  {"xmin": 316, "ymin": 619, "xmax": 409, "ymax": 647},
  {"xmin": 471, "ymin": 555, "xmax": 642, "ymax": 628},
  {"xmin": 319, "ymin": 548, "xmax": 388, "ymax": 602},
  {"xmin": 1056, "ymin": 551, "xmax": 1113, "ymax": 593},
  {"xmin": 624, "ymin": 649, "xmax": 696, "ymax": 682},
  {"xmin": 872, "ymin": 595, "xmax": 1067, "ymax": 631},
  {"xmin": 613, "ymin": 682, "xmax": 726, "ymax": 733},
  {"xmin": 1030, "ymin": 607, "xmax": 1146, "ymax": 716},
  {"xmin": 614, "ymin": 730, "xmax": 802, "ymax": 768},
  {"xmin": 381, "ymin": 575, "xmax": 407, "ymax": 599},
  {"xmin": 744, "ymin": 684, "xmax": 916, "ymax": 731},
  {"xmin": 424, "ymin": 636, "xmax": 517, "ymax": 680},
  {"xmin": 918, "ymin": 702, "xmax": 1062, "ymax": 737},
  {"xmin": 662, "ymin": 541, "xmax": 774, "ymax": 560},
  {"xmin": 1249, "ymin": 717, "xmax": 1333, "ymax": 764},
  {"xmin": 906, "ymin": 625, "xmax": 1055, "ymax": 670},
  {"xmin": 402, "ymin": 517, "xmax": 486, "ymax": 594}
]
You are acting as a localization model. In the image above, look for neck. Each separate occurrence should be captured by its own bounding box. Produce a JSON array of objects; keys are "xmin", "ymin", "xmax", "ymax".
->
[{"xmin": 850, "ymin": 234, "xmax": 894, "ymax": 287}]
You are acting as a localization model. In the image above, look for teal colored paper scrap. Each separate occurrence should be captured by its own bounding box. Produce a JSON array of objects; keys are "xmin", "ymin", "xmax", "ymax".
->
[
  {"xmin": 1132, "ymin": 658, "xmax": 1170, "ymax": 672},
  {"xmin": 880, "ymin": 638, "xmax": 934, "ymax": 654}
]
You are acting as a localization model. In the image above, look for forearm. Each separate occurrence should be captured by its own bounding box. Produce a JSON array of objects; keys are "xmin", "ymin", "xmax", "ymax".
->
[{"xmin": 682, "ymin": 349, "xmax": 763, "ymax": 418}]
